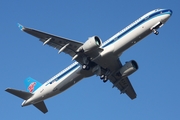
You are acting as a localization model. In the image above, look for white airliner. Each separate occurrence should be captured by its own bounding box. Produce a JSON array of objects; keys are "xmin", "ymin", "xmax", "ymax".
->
[{"xmin": 6, "ymin": 8, "xmax": 172, "ymax": 113}]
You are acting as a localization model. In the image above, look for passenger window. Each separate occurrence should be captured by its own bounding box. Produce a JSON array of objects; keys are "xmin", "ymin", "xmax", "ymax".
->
[{"xmin": 145, "ymin": 16, "xmax": 149, "ymax": 20}]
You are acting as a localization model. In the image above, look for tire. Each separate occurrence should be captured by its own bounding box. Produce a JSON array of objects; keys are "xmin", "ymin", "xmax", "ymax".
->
[
  {"xmin": 155, "ymin": 31, "xmax": 159, "ymax": 35},
  {"xmin": 100, "ymin": 75, "xmax": 105, "ymax": 80},
  {"xmin": 82, "ymin": 64, "xmax": 87, "ymax": 70},
  {"xmin": 82, "ymin": 64, "xmax": 90, "ymax": 70}
]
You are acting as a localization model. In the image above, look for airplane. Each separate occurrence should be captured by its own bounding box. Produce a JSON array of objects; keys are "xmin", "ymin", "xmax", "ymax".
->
[{"xmin": 5, "ymin": 8, "xmax": 172, "ymax": 113}]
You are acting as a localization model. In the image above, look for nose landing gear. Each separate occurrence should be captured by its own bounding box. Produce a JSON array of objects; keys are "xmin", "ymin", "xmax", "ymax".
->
[
  {"xmin": 150, "ymin": 22, "xmax": 163, "ymax": 35},
  {"xmin": 152, "ymin": 29, "xmax": 159, "ymax": 35}
]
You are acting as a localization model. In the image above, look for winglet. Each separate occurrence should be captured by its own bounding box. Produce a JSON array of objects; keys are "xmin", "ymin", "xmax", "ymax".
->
[{"xmin": 17, "ymin": 23, "xmax": 24, "ymax": 31}]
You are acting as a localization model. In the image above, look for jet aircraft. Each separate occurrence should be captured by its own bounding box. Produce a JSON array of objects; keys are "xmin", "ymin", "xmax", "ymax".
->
[{"xmin": 6, "ymin": 8, "xmax": 172, "ymax": 113}]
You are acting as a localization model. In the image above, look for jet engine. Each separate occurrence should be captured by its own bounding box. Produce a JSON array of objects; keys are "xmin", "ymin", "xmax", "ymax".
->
[
  {"xmin": 82, "ymin": 36, "xmax": 102, "ymax": 53},
  {"xmin": 120, "ymin": 60, "xmax": 138, "ymax": 77}
]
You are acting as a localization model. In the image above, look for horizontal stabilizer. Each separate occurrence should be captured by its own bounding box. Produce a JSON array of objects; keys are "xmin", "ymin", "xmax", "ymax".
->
[
  {"xmin": 17, "ymin": 23, "xmax": 24, "ymax": 31},
  {"xmin": 5, "ymin": 88, "xmax": 33, "ymax": 100},
  {"xmin": 33, "ymin": 101, "xmax": 48, "ymax": 114}
]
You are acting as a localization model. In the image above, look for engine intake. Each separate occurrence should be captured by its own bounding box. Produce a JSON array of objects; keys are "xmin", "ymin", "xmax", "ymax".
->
[
  {"xmin": 82, "ymin": 36, "xmax": 102, "ymax": 53},
  {"xmin": 120, "ymin": 60, "xmax": 138, "ymax": 77}
]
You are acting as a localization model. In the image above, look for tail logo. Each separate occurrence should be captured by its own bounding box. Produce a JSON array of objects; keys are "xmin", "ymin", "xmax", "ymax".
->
[{"xmin": 28, "ymin": 82, "xmax": 36, "ymax": 93}]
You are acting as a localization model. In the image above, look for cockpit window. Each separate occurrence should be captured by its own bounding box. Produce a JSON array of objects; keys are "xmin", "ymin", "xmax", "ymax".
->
[{"xmin": 155, "ymin": 9, "xmax": 161, "ymax": 11}]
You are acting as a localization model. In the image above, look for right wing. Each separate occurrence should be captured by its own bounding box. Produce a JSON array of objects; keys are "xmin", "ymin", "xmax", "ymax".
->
[{"xmin": 18, "ymin": 24, "xmax": 85, "ymax": 64}]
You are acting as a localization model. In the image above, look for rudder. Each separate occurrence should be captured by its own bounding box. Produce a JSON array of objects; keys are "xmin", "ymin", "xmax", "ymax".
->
[{"xmin": 24, "ymin": 77, "xmax": 42, "ymax": 93}]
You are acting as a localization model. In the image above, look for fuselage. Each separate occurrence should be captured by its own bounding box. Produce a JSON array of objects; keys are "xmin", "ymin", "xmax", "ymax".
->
[{"xmin": 22, "ymin": 8, "xmax": 172, "ymax": 106}]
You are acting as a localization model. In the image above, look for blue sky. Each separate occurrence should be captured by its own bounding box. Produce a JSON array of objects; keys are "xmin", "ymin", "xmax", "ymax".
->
[{"xmin": 1, "ymin": 0, "xmax": 179, "ymax": 119}]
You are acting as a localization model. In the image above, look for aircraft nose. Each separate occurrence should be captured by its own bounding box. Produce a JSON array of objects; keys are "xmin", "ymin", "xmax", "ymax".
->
[
  {"xmin": 168, "ymin": 9, "xmax": 173, "ymax": 16},
  {"xmin": 161, "ymin": 9, "xmax": 172, "ymax": 24}
]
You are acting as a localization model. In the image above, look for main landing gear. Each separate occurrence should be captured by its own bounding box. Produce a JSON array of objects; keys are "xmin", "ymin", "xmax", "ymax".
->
[
  {"xmin": 82, "ymin": 64, "xmax": 90, "ymax": 70},
  {"xmin": 100, "ymin": 74, "xmax": 108, "ymax": 83},
  {"xmin": 100, "ymin": 69, "xmax": 110, "ymax": 83},
  {"xmin": 82, "ymin": 60, "xmax": 110, "ymax": 83},
  {"xmin": 82, "ymin": 64, "xmax": 109, "ymax": 82},
  {"xmin": 82, "ymin": 57, "xmax": 91, "ymax": 70}
]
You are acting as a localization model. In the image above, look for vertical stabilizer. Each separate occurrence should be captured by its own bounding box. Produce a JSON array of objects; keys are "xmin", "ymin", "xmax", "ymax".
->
[{"xmin": 24, "ymin": 77, "xmax": 42, "ymax": 93}]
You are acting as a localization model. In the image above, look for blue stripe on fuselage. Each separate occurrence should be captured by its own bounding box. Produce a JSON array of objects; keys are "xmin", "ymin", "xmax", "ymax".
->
[
  {"xmin": 102, "ymin": 9, "xmax": 171, "ymax": 48},
  {"xmin": 45, "ymin": 64, "xmax": 80, "ymax": 86}
]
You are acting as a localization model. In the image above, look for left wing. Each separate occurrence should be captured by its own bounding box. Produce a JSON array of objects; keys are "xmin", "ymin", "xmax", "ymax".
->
[
  {"xmin": 18, "ymin": 24, "xmax": 84, "ymax": 64},
  {"xmin": 109, "ymin": 76, "xmax": 137, "ymax": 99},
  {"xmin": 107, "ymin": 59, "xmax": 137, "ymax": 99}
]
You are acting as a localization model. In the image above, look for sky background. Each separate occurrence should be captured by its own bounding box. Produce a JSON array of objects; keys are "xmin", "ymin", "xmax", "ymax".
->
[{"xmin": 1, "ymin": 0, "xmax": 179, "ymax": 120}]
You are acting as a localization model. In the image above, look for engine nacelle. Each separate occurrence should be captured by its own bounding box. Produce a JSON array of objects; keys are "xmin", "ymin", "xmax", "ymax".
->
[
  {"xmin": 82, "ymin": 36, "xmax": 102, "ymax": 53},
  {"xmin": 120, "ymin": 60, "xmax": 138, "ymax": 77}
]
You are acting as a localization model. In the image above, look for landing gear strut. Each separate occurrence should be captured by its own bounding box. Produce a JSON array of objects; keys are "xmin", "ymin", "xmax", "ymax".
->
[
  {"xmin": 152, "ymin": 29, "xmax": 159, "ymax": 35},
  {"xmin": 82, "ymin": 57, "xmax": 91, "ymax": 70}
]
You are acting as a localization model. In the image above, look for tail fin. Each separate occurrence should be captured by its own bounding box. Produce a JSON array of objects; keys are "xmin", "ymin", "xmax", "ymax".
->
[
  {"xmin": 6, "ymin": 77, "xmax": 48, "ymax": 114},
  {"xmin": 24, "ymin": 77, "xmax": 42, "ymax": 93},
  {"xmin": 5, "ymin": 88, "xmax": 48, "ymax": 113}
]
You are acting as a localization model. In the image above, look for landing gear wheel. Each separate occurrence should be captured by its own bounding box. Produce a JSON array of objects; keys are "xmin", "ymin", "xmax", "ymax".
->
[
  {"xmin": 82, "ymin": 64, "xmax": 90, "ymax": 70},
  {"xmin": 103, "ymin": 79, "xmax": 108, "ymax": 83},
  {"xmin": 152, "ymin": 29, "xmax": 159, "ymax": 35},
  {"xmin": 155, "ymin": 31, "xmax": 159, "ymax": 35},
  {"xmin": 100, "ymin": 75, "xmax": 104, "ymax": 79},
  {"xmin": 100, "ymin": 75, "xmax": 108, "ymax": 83},
  {"xmin": 103, "ymin": 76, "xmax": 108, "ymax": 83}
]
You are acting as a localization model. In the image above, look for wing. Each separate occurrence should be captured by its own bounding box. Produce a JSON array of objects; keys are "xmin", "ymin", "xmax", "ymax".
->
[
  {"xmin": 18, "ymin": 23, "xmax": 84, "ymax": 64},
  {"xmin": 108, "ymin": 59, "xmax": 137, "ymax": 99}
]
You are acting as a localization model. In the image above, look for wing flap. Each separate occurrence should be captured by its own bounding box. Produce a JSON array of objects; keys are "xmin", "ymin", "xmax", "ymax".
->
[
  {"xmin": 114, "ymin": 77, "xmax": 137, "ymax": 99},
  {"xmin": 123, "ymin": 78, "xmax": 137, "ymax": 99}
]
